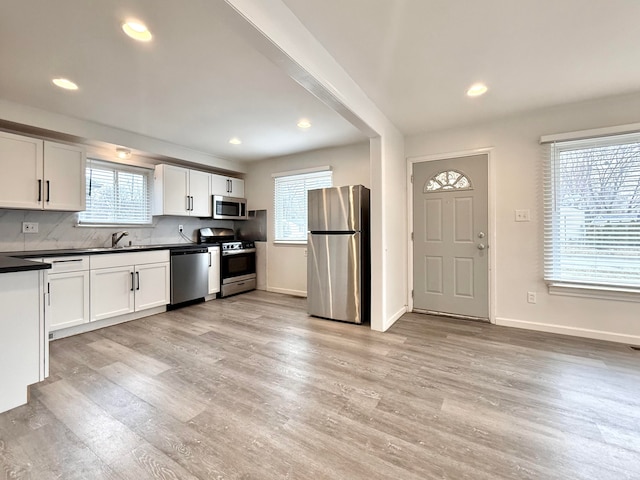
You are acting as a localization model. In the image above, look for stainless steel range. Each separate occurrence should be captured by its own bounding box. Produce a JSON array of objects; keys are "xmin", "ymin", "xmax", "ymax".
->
[
  {"xmin": 197, "ymin": 228, "xmax": 256, "ymax": 298},
  {"xmin": 219, "ymin": 240, "xmax": 256, "ymax": 297}
]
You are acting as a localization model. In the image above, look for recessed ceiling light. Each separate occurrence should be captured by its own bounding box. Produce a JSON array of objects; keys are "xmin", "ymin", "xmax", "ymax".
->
[
  {"xmin": 297, "ymin": 120, "xmax": 312, "ymax": 129},
  {"xmin": 122, "ymin": 21, "xmax": 152, "ymax": 42},
  {"xmin": 116, "ymin": 147, "xmax": 131, "ymax": 159},
  {"xmin": 466, "ymin": 83, "xmax": 488, "ymax": 97},
  {"xmin": 52, "ymin": 78, "xmax": 78, "ymax": 90},
  {"xmin": 229, "ymin": 137, "xmax": 242, "ymax": 145}
]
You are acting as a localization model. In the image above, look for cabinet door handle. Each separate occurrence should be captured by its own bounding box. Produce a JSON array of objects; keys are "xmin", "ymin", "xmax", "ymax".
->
[
  {"xmin": 136, "ymin": 271, "xmax": 140, "ymax": 290},
  {"xmin": 46, "ymin": 180, "xmax": 50, "ymax": 202},
  {"xmin": 130, "ymin": 272, "xmax": 134, "ymax": 291},
  {"xmin": 190, "ymin": 196, "xmax": 194, "ymax": 211},
  {"xmin": 38, "ymin": 179, "xmax": 42, "ymax": 202},
  {"xmin": 47, "ymin": 282, "xmax": 51, "ymax": 306},
  {"xmin": 209, "ymin": 251, "xmax": 212, "ymax": 267},
  {"xmin": 186, "ymin": 196, "xmax": 190, "ymax": 211},
  {"xmin": 52, "ymin": 259, "xmax": 83, "ymax": 263}
]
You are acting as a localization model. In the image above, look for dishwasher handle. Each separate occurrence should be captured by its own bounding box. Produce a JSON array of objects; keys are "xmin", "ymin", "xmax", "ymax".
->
[{"xmin": 170, "ymin": 247, "xmax": 208, "ymax": 255}]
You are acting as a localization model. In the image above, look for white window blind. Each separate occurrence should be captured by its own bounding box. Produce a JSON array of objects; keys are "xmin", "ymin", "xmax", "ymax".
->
[
  {"xmin": 274, "ymin": 169, "xmax": 332, "ymax": 242},
  {"xmin": 79, "ymin": 159, "xmax": 153, "ymax": 225},
  {"xmin": 544, "ymin": 132, "xmax": 640, "ymax": 289}
]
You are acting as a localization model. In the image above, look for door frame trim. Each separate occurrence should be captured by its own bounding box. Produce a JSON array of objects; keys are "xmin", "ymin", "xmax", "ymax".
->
[{"xmin": 406, "ymin": 147, "xmax": 496, "ymax": 324}]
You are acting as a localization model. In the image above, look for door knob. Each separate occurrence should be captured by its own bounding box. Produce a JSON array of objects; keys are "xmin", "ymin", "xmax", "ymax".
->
[
  {"xmin": 477, "ymin": 243, "xmax": 487, "ymax": 250},
  {"xmin": 478, "ymin": 232, "xmax": 485, "ymax": 238}
]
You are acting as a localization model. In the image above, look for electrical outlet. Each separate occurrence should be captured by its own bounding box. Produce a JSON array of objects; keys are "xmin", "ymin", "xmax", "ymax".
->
[
  {"xmin": 527, "ymin": 291, "xmax": 537, "ymax": 304},
  {"xmin": 178, "ymin": 225, "xmax": 183, "ymax": 233},
  {"xmin": 515, "ymin": 209, "xmax": 530, "ymax": 222},
  {"xmin": 22, "ymin": 222, "xmax": 39, "ymax": 233}
]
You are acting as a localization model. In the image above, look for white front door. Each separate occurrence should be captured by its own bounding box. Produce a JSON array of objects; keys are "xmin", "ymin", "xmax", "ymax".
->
[{"xmin": 413, "ymin": 154, "xmax": 489, "ymax": 319}]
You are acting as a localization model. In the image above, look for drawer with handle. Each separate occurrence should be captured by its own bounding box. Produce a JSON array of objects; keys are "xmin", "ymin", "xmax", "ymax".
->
[{"xmin": 40, "ymin": 256, "xmax": 90, "ymax": 273}]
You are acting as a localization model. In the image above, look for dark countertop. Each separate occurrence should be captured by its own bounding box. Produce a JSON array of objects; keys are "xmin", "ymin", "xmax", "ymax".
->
[
  {"xmin": 0, "ymin": 243, "xmax": 219, "ymax": 274},
  {"xmin": 0, "ymin": 256, "xmax": 51, "ymax": 274},
  {"xmin": 2, "ymin": 243, "xmax": 215, "ymax": 259}
]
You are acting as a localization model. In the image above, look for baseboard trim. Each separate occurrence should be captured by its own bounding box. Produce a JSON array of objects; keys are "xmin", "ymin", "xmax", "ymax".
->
[
  {"xmin": 495, "ymin": 317, "xmax": 640, "ymax": 346},
  {"xmin": 267, "ymin": 287, "xmax": 307, "ymax": 298},
  {"xmin": 51, "ymin": 306, "xmax": 167, "ymax": 340},
  {"xmin": 382, "ymin": 305, "xmax": 408, "ymax": 332}
]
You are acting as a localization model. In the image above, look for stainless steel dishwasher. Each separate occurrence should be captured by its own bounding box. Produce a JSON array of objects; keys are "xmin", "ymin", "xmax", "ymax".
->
[{"xmin": 170, "ymin": 247, "xmax": 209, "ymax": 305}]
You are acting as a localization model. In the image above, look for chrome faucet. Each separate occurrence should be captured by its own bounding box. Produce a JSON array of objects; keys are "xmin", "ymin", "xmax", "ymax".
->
[{"xmin": 111, "ymin": 230, "xmax": 129, "ymax": 248}]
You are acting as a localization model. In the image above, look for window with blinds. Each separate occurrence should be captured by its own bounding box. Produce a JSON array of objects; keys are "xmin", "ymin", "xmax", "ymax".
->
[
  {"xmin": 273, "ymin": 169, "xmax": 332, "ymax": 242},
  {"xmin": 78, "ymin": 159, "xmax": 153, "ymax": 225},
  {"xmin": 544, "ymin": 132, "xmax": 640, "ymax": 289}
]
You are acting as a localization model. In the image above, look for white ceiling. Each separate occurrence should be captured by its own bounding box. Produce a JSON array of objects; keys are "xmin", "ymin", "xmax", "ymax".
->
[
  {"xmin": 0, "ymin": 0, "xmax": 366, "ymax": 163},
  {"xmin": 3, "ymin": 0, "xmax": 640, "ymax": 164},
  {"xmin": 283, "ymin": 0, "xmax": 640, "ymax": 135}
]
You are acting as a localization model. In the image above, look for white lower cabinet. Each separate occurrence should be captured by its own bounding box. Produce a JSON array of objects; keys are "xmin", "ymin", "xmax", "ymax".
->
[
  {"xmin": 135, "ymin": 262, "xmax": 171, "ymax": 311},
  {"xmin": 90, "ymin": 265, "xmax": 136, "ymax": 321},
  {"xmin": 48, "ymin": 270, "xmax": 90, "ymax": 330},
  {"xmin": 208, "ymin": 246, "xmax": 220, "ymax": 295},
  {"xmin": 90, "ymin": 251, "xmax": 170, "ymax": 322},
  {"xmin": 39, "ymin": 256, "xmax": 90, "ymax": 332}
]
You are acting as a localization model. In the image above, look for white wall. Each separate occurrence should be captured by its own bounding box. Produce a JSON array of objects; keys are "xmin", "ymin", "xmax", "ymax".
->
[
  {"xmin": 244, "ymin": 142, "xmax": 370, "ymax": 296},
  {"xmin": 406, "ymin": 91, "xmax": 640, "ymax": 344},
  {"xmin": 372, "ymin": 134, "xmax": 408, "ymax": 330},
  {"xmin": 0, "ymin": 208, "xmax": 233, "ymax": 253},
  {"xmin": 0, "ymin": 99, "xmax": 245, "ymax": 173},
  {"xmin": 225, "ymin": 0, "xmax": 409, "ymax": 331}
]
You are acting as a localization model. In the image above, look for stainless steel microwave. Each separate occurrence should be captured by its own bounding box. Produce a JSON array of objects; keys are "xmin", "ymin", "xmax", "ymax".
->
[{"xmin": 213, "ymin": 195, "xmax": 247, "ymax": 220}]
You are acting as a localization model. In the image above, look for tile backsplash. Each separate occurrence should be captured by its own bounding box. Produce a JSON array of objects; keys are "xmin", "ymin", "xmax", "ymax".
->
[{"xmin": 0, "ymin": 209, "xmax": 234, "ymax": 252}]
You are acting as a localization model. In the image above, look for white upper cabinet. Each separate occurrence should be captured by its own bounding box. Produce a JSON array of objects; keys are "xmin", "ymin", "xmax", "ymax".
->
[
  {"xmin": 0, "ymin": 132, "xmax": 43, "ymax": 209},
  {"xmin": 211, "ymin": 173, "xmax": 244, "ymax": 198},
  {"xmin": 43, "ymin": 141, "xmax": 86, "ymax": 211},
  {"xmin": 153, "ymin": 164, "xmax": 212, "ymax": 217},
  {"xmin": 0, "ymin": 132, "xmax": 85, "ymax": 211},
  {"xmin": 189, "ymin": 169, "xmax": 212, "ymax": 217},
  {"xmin": 154, "ymin": 164, "xmax": 189, "ymax": 216}
]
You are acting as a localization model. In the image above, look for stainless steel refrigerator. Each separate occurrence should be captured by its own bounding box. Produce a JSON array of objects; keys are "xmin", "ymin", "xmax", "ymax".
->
[{"xmin": 307, "ymin": 185, "xmax": 370, "ymax": 324}]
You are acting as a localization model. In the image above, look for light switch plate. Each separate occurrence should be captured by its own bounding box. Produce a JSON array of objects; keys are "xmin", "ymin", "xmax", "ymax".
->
[{"xmin": 515, "ymin": 209, "xmax": 530, "ymax": 222}]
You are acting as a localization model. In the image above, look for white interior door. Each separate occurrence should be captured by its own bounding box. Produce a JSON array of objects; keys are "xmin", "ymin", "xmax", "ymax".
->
[{"xmin": 413, "ymin": 154, "xmax": 489, "ymax": 319}]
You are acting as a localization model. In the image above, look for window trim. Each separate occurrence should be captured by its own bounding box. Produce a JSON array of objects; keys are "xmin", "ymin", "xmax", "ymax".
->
[
  {"xmin": 542, "ymin": 126, "xmax": 640, "ymax": 297},
  {"xmin": 548, "ymin": 283, "xmax": 640, "ymax": 303},
  {"xmin": 273, "ymin": 167, "xmax": 333, "ymax": 244},
  {"xmin": 78, "ymin": 158, "xmax": 154, "ymax": 227}
]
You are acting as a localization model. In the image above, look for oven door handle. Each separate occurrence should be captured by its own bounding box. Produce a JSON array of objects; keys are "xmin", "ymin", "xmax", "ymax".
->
[{"xmin": 221, "ymin": 248, "xmax": 256, "ymax": 256}]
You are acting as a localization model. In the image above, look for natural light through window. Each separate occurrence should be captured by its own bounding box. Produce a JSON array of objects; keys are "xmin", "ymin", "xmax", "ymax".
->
[
  {"xmin": 273, "ymin": 168, "xmax": 332, "ymax": 242},
  {"xmin": 544, "ymin": 132, "xmax": 640, "ymax": 290},
  {"xmin": 78, "ymin": 159, "xmax": 152, "ymax": 226},
  {"xmin": 424, "ymin": 170, "xmax": 472, "ymax": 192}
]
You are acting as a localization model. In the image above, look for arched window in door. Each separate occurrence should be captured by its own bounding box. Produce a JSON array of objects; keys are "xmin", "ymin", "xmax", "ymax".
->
[{"xmin": 424, "ymin": 169, "xmax": 472, "ymax": 192}]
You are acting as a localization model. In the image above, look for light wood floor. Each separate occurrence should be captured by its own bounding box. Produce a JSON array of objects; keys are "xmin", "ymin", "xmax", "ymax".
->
[{"xmin": 1, "ymin": 291, "xmax": 639, "ymax": 479}]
